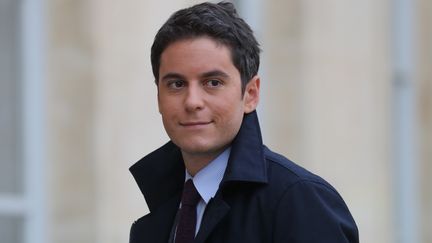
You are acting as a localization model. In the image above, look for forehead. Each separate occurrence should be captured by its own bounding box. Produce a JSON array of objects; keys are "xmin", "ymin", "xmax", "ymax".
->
[{"xmin": 159, "ymin": 37, "xmax": 239, "ymax": 78}]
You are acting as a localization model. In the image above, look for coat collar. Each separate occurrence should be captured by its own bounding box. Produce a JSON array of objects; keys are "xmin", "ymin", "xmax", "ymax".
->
[
  {"xmin": 129, "ymin": 110, "xmax": 268, "ymax": 212},
  {"xmin": 221, "ymin": 110, "xmax": 267, "ymax": 186}
]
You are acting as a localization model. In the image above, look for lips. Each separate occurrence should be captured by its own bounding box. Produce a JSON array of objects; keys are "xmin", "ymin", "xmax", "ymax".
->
[{"xmin": 180, "ymin": 121, "xmax": 213, "ymax": 127}]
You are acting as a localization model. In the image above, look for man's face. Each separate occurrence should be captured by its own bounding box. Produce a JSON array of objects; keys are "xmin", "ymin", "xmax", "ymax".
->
[{"xmin": 157, "ymin": 36, "xmax": 259, "ymax": 162}]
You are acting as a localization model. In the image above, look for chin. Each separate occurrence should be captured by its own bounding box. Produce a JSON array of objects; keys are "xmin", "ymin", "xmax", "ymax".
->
[
  {"xmin": 177, "ymin": 141, "xmax": 223, "ymax": 155},
  {"xmin": 179, "ymin": 144, "xmax": 212, "ymax": 154}
]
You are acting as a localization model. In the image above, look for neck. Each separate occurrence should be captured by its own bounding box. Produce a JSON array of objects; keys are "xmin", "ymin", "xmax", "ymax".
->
[{"xmin": 181, "ymin": 149, "xmax": 225, "ymax": 176}]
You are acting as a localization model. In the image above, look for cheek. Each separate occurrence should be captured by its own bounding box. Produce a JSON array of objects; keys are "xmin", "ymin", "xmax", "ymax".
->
[
  {"xmin": 214, "ymin": 100, "xmax": 244, "ymax": 127},
  {"xmin": 159, "ymin": 106, "xmax": 179, "ymax": 134},
  {"xmin": 158, "ymin": 98, "xmax": 179, "ymax": 117},
  {"xmin": 161, "ymin": 114, "xmax": 177, "ymax": 138}
]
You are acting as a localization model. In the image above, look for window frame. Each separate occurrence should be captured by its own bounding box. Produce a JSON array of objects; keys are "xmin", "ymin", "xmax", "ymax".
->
[{"xmin": 0, "ymin": 0, "xmax": 46, "ymax": 243}]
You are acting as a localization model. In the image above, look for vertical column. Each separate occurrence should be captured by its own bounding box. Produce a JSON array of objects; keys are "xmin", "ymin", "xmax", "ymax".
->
[
  {"xmin": 21, "ymin": 0, "xmax": 47, "ymax": 242},
  {"xmin": 45, "ymin": 1, "xmax": 96, "ymax": 242},
  {"xmin": 259, "ymin": 0, "xmax": 304, "ymax": 161},
  {"xmin": 299, "ymin": 1, "xmax": 393, "ymax": 242},
  {"xmin": 392, "ymin": 0, "xmax": 420, "ymax": 242}
]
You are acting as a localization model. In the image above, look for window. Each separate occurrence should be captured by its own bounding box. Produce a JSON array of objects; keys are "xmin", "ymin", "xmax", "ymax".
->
[
  {"xmin": 0, "ymin": 0, "xmax": 45, "ymax": 242},
  {"xmin": 0, "ymin": 1, "xmax": 25, "ymax": 242}
]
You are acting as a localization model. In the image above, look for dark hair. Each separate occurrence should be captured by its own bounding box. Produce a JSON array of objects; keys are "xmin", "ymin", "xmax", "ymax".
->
[{"xmin": 151, "ymin": 1, "xmax": 260, "ymax": 93}]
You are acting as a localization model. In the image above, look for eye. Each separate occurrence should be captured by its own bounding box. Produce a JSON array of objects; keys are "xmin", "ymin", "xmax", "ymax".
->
[
  {"xmin": 205, "ymin": 79, "xmax": 223, "ymax": 87},
  {"xmin": 168, "ymin": 80, "xmax": 185, "ymax": 89}
]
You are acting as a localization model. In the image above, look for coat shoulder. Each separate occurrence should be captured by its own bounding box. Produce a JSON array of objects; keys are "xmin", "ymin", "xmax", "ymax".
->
[
  {"xmin": 263, "ymin": 145, "xmax": 335, "ymax": 190},
  {"xmin": 262, "ymin": 145, "xmax": 352, "ymax": 210},
  {"xmin": 262, "ymin": 146, "xmax": 359, "ymax": 242}
]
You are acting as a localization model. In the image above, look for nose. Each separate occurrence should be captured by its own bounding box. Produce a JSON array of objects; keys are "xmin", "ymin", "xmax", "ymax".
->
[{"xmin": 184, "ymin": 83, "xmax": 204, "ymax": 112}]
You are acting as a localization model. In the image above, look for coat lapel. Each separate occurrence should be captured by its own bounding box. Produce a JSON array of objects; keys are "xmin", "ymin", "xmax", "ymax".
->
[
  {"xmin": 194, "ymin": 197, "xmax": 230, "ymax": 243},
  {"xmin": 221, "ymin": 111, "xmax": 267, "ymax": 185},
  {"xmin": 130, "ymin": 193, "xmax": 180, "ymax": 243},
  {"xmin": 130, "ymin": 141, "xmax": 185, "ymax": 212}
]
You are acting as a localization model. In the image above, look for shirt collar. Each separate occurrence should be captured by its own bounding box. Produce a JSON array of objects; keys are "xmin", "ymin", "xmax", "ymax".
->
[{"xmin": 185, "ymin": 147, "xmax": 231, "ymax": 204}]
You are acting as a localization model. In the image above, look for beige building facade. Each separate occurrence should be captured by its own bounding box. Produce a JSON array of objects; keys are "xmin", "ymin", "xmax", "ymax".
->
[{"xmin": 0, "ymin": 0, "xmax": 431, "ymax": 243}]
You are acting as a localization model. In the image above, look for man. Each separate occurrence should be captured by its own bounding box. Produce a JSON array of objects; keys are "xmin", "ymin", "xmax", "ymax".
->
[{"xmin": 129, "ymin": 2, "xmax": 359, "ymax": 243}]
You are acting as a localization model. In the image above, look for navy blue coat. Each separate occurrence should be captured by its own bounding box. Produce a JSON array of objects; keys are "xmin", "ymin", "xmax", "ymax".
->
[{"xmin": 129, "ymin": 111, "xmax": 359, "ymax": 243}]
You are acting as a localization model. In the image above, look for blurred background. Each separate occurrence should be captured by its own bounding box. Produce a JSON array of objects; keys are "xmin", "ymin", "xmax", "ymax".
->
[{"xmin": 0, "ymin": 0, "xmax": 431, "ymax": 242}]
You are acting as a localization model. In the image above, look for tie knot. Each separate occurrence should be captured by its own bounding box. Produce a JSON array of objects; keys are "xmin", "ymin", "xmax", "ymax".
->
[{"xmin": 181, "ymin": 179, "xmax": 201, "ymax": 206}]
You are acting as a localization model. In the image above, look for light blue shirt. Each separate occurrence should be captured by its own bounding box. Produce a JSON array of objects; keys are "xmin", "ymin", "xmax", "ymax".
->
[{"xmin": 184, "ymin": 147, "xmax": 230, "ymax": 235}]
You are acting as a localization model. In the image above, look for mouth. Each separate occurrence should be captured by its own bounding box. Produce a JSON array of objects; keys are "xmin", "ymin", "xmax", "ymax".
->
[{"xmin": 180, "ymin": 121, "xmax": 213, "ymax": 127}]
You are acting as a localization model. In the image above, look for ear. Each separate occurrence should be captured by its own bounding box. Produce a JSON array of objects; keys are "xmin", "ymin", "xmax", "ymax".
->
[
  {"xmin": 157, "ymin": 85, "xmax": 162, "ymax": 114},
  {"xmin": 243, "ymin": 75, "xmax": 260, "ymax": 114}
]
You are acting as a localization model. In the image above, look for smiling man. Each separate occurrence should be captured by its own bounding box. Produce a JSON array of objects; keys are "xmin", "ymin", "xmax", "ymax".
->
[{"xmin": 129, "ymin": 2, "xmax": 359, "ymax": 243}]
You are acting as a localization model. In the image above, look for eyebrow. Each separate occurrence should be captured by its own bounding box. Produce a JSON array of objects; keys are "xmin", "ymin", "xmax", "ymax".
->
[
  {"xmin": 160, "ymin": 69, "xmax": 230, "ymax": 82},
  {"xmin": 200, "ymin": 70, "xmax": 230, "ymax": 79},
  {"xmin": 160, "ymin": 72, "xmax": 186, "ymax": 82}
]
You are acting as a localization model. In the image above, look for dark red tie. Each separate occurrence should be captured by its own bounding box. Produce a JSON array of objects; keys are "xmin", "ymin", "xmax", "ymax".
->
[{"xmin": 175, "ymin": 179, "xmax": 201, "ymax": 243}]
